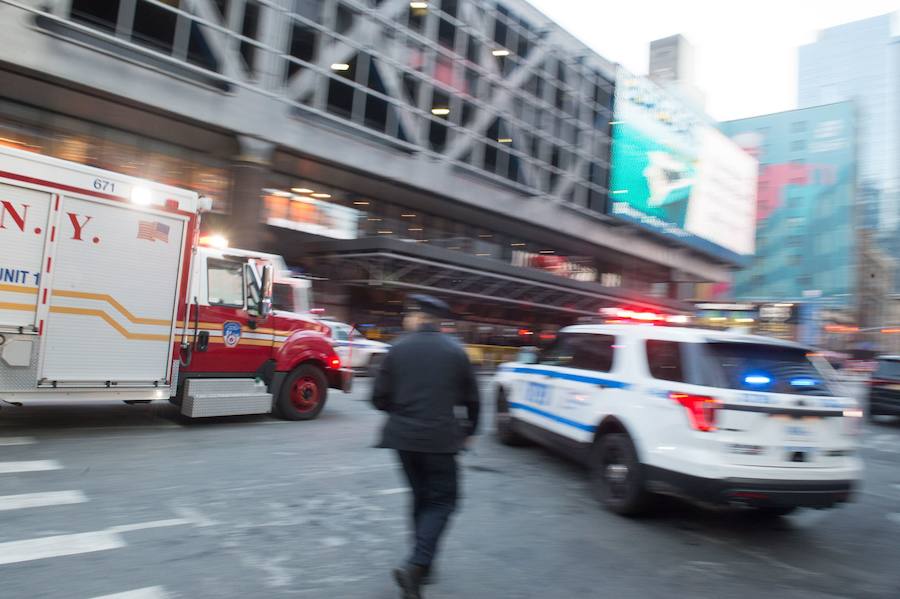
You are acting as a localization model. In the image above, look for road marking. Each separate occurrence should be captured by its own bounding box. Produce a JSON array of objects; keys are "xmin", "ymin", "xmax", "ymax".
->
[
  {"xmin": 0, "ymin": 518, "xmax": 193, "ymax": 566},
  {"xmin": 373, "ymin": 487, "xmax": 409, "ymax": 496},
  {"xmin": 0, "ymin": 530, "xmax": 124, "ymax": 565},
  {"xmin": 0, "ymin": 490, "xmax": 87, "ymax": 512},
  {"xmin": 0, "ymin": 460, "xmax": 61, "ymax": 474},
  {"xmin": 107, "ymin": 518, "xmax": 191, "ymax": 534},
  {"xmin": 90, "ymin": 587, "xmax": 170, "ymax": 599},
  {"xmin": 0, "ymin": 437, "xmax": 35, "ymax": 446},
  {"xmin": 171, "ymin": 505, "xmax": 218, "ymax": 527}
]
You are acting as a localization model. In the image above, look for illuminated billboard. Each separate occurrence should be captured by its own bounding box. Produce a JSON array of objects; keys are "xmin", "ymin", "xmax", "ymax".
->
[
  {"xmin": 608, "ymin": 69, "xmax": 757, "ymax": 263},
  {"xmin": 263, "ymin": 190, "xmax": 360, "ymax": 239}
]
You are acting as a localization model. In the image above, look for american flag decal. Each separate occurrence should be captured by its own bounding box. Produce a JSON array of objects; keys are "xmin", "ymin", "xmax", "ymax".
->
[{"xmin": 137, "ymin": 220, "xmax": 170, "ymax": 243}]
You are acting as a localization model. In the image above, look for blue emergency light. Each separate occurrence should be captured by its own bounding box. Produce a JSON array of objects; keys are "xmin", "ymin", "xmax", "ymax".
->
[
  {"xmin": 790, "ymin": 377, "xmax": 818, "ymax": 387},
  {"xmin": 743, "ymin": 374, "xmax": 772, "ymax": 386}
]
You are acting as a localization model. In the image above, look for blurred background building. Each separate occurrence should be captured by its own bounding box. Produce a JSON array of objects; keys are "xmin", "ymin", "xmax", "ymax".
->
[
  {"xmin": 648, "ymin": 34, "xmax": 706, "ymax": 113},
  {"xmin": 798, "ymin": 13, "xmax": 900, "ymax": 295},
  {"xmin": 0, "ymin": 0, "xmax": 757, "ymax": 339},
  {"xmin": 720, "ymin": 103, "xmax": 857, "ymax": 346}
]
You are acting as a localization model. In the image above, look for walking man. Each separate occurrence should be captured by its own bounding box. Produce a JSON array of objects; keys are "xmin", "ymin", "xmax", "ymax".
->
[{"xmin": 372, "ymin": 294, "xmax": 481, "ymax": 599}]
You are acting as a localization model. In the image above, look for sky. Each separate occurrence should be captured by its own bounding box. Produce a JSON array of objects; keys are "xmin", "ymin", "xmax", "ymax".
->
[{"xmin": 526, "ymin": 0, "xmax": 899, "ymax": 122}]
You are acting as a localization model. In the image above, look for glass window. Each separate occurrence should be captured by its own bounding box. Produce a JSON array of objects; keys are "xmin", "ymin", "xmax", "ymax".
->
[
  {"xmin": 272, "ymin": 282, "xmax": 295, "ymax": 312},
  {"xmin": 570, "ymin": 334, "xmax": 615, "ymax": 372},
  {"xmin": 874, "ymin": 359, "xmax": 900, "ymax": 380},
  {"xmin": 540, "ymin": 334, "xmax": 575, "ymax": 366},
  {"xmin": 541, "ymin": 333, "xmax": 614, "ymax": 372},
  {"xmin": 646, "ymin": 340, "xmax": 685, "ymax": 382},
  {"xmin": 246, "ymin": 265, "xmax": 261, "ymax": 313},
  {"xmin": 703, "ymin": 343, "xmax": 833, "ymax": 396},
  {"xmin": 330, "ymin": 322, "xmax": 351, "ymax": 341},
  {"xmin": 70, "ymin": 0, "xmax": 119, "ymax": 33},
  {"xmin": 207, "ymin": 259, "xmax": 245, "ymax": 307}
]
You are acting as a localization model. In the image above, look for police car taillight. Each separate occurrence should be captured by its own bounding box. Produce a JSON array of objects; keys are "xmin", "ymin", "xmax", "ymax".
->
[{"xmin": 670, "ymin": 392, "xmax": 719, "ymax": 432}]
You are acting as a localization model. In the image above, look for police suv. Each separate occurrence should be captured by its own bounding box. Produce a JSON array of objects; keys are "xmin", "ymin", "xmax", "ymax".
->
[{"xmin": 494, "ymin": 325, "xmax": 863, "ymax": 516}]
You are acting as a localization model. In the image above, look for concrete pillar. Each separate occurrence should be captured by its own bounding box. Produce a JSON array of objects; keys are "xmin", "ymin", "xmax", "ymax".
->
[{"xmin": 228, "ymin": 135, "xmax": 275, "ymax": 251}]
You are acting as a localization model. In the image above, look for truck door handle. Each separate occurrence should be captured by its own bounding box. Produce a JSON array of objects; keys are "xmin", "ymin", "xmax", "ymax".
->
[{"xmin": 197, "ymin": 331, "xmax": 209, "ymax": 352}]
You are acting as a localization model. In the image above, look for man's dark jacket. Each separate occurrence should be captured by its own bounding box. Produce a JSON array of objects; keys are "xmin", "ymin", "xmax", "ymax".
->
[{"xmin": 372, "ymin": 324, "xmax": 481, "ymax": 453}]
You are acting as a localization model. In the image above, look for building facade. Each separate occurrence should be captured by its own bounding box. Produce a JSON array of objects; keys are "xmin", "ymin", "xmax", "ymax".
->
[
  {"xmin": 798, "ymin": 13, "xmax": 899, "ymax": 292},
  {"xmin": 721, "ymin": 102, "xmax": 857, "ymax": 307},
  {"xmin": 0, "ymin": 0, "xmax": 741, "ymax": 331}
]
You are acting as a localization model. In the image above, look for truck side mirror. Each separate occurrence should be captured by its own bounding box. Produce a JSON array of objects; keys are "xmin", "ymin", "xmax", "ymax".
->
[{"xmin": 259, "ymin": 264, "xmax": 274, "ymax": 319}]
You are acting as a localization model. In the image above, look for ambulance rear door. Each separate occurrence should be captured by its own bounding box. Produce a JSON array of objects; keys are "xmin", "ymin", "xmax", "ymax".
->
[
  {"xmin": 0, "ymin": 182, "xmax": 52, "ymax": 332},
  {"xmin": 38, "ymin": 194, "xmax": 189, "ymax": 387}
]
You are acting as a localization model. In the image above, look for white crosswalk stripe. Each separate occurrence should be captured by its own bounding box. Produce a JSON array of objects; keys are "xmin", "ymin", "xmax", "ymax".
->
[
  {"xmin": 90, "ymin": 587, "xmax": 171, "ymax": 599},
  {"xmin": 0, "ymin": 459, "xmax": 61, "ymax": 474},
  {"xmin": 0, "ymin": 490, "xmax": 87, "ymax": 511},
  {"xmin": 0, "ymin": 530, "xmax": 125, "ymax": 565},
  {"xmin": 0, "ymin": 443, "xmax": 176, "ymax": 597},
  {"xmin": 0, "ymin": 436, "xmax": 35, "ymax": 446}
]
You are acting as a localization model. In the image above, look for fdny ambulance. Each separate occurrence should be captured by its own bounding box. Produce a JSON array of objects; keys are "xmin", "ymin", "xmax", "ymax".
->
[{"xmin": 0, "ymin": 146, "xmax": 350, "ymax": 420}]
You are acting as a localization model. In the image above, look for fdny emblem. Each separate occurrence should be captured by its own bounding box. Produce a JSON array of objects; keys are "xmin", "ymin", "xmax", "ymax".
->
[{"xmin": 223, "ymin": 322, "xmax": 241, "ymax": 348}]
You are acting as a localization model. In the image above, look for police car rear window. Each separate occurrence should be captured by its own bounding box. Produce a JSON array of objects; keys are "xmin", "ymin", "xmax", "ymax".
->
[{"xmin": 703, "ymin": 343, "xmax": 833, "ymax": 396}]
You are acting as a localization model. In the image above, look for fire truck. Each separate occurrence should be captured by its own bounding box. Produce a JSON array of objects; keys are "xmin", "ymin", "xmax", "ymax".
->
[{"xmin": 0, "ymin": 146, "xmax": 351, "ymax": 420}]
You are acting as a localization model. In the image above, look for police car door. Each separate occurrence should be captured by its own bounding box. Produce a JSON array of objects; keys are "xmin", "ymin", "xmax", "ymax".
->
[
  {"xmin": 548, "ymin": 333, "xmax": 618, "ymax": 447},
  {"xmin": 509, "ymin": 333, "xmax": 593, "ymax": 449}
]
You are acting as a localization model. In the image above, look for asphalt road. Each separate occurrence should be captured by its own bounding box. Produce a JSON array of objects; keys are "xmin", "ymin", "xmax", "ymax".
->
[{"xmin": 1, "ymin": 379, "xmax": 899, "ymax": 599}]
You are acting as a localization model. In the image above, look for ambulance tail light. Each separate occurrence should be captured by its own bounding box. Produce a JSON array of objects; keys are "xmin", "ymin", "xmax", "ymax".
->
[{"xmin": 670, "ymin": 392, "xmax": 719, "ymax": 432}]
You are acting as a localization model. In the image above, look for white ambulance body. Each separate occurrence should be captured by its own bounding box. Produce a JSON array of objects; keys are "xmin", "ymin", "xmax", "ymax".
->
[{"xmin": 0, "ymin": 145, "xmax": 196, "ymax": 403}]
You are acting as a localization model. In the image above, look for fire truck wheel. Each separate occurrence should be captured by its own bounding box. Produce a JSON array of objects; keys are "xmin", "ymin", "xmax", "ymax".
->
[{"xmin": 276, "ymin": 364, "xmax": 328, "ymax": 421}]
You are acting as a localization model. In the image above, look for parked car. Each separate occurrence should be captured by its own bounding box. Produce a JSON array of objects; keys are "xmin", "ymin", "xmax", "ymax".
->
[
  {"xmin": 868, "ymin": 356, "xmax": 900, "ymax": 420},
  {"xmin": 319, "ymin": 319, "xmax": 390, "ymax": 374},
  {"xmin": 494, "ymin": 325, "xmax": 863, "ymax": 516}
]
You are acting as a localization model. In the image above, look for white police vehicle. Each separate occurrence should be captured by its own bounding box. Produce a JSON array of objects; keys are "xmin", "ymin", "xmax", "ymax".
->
[
  {"xmin": 320, "ymin": 319, "xmax": 389, "ymax": 373},
  {"xmin": 494, "ymin": 325, "xmax": 863, "ymax": 516}
]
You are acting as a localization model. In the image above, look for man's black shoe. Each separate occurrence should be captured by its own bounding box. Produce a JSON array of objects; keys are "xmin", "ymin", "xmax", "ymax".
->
[
  {"xmin": 393, "ymin": 564, "xmax": 426, "ymax": 599},
  {"xmin": 422, "ymin": 565, "xmax": 436, "ymax": 586}
]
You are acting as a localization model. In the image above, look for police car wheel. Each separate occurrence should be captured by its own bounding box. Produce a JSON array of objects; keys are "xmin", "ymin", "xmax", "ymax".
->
[
  {"xmin": 495, "ymin": 388, "xmax": 526, "ymax": 446},
  {"xmin": 590, "ymin": 433, "xmax": 649, "ymax": 516},
  {"xmin": 276, "ymin": 364, "xmax": 328, "ymax": 421}
]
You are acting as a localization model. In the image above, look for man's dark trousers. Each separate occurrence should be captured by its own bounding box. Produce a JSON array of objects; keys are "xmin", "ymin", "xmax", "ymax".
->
[{"xmin": 397, "ymin": 450, "xmax": 458, "ymax": 567}]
